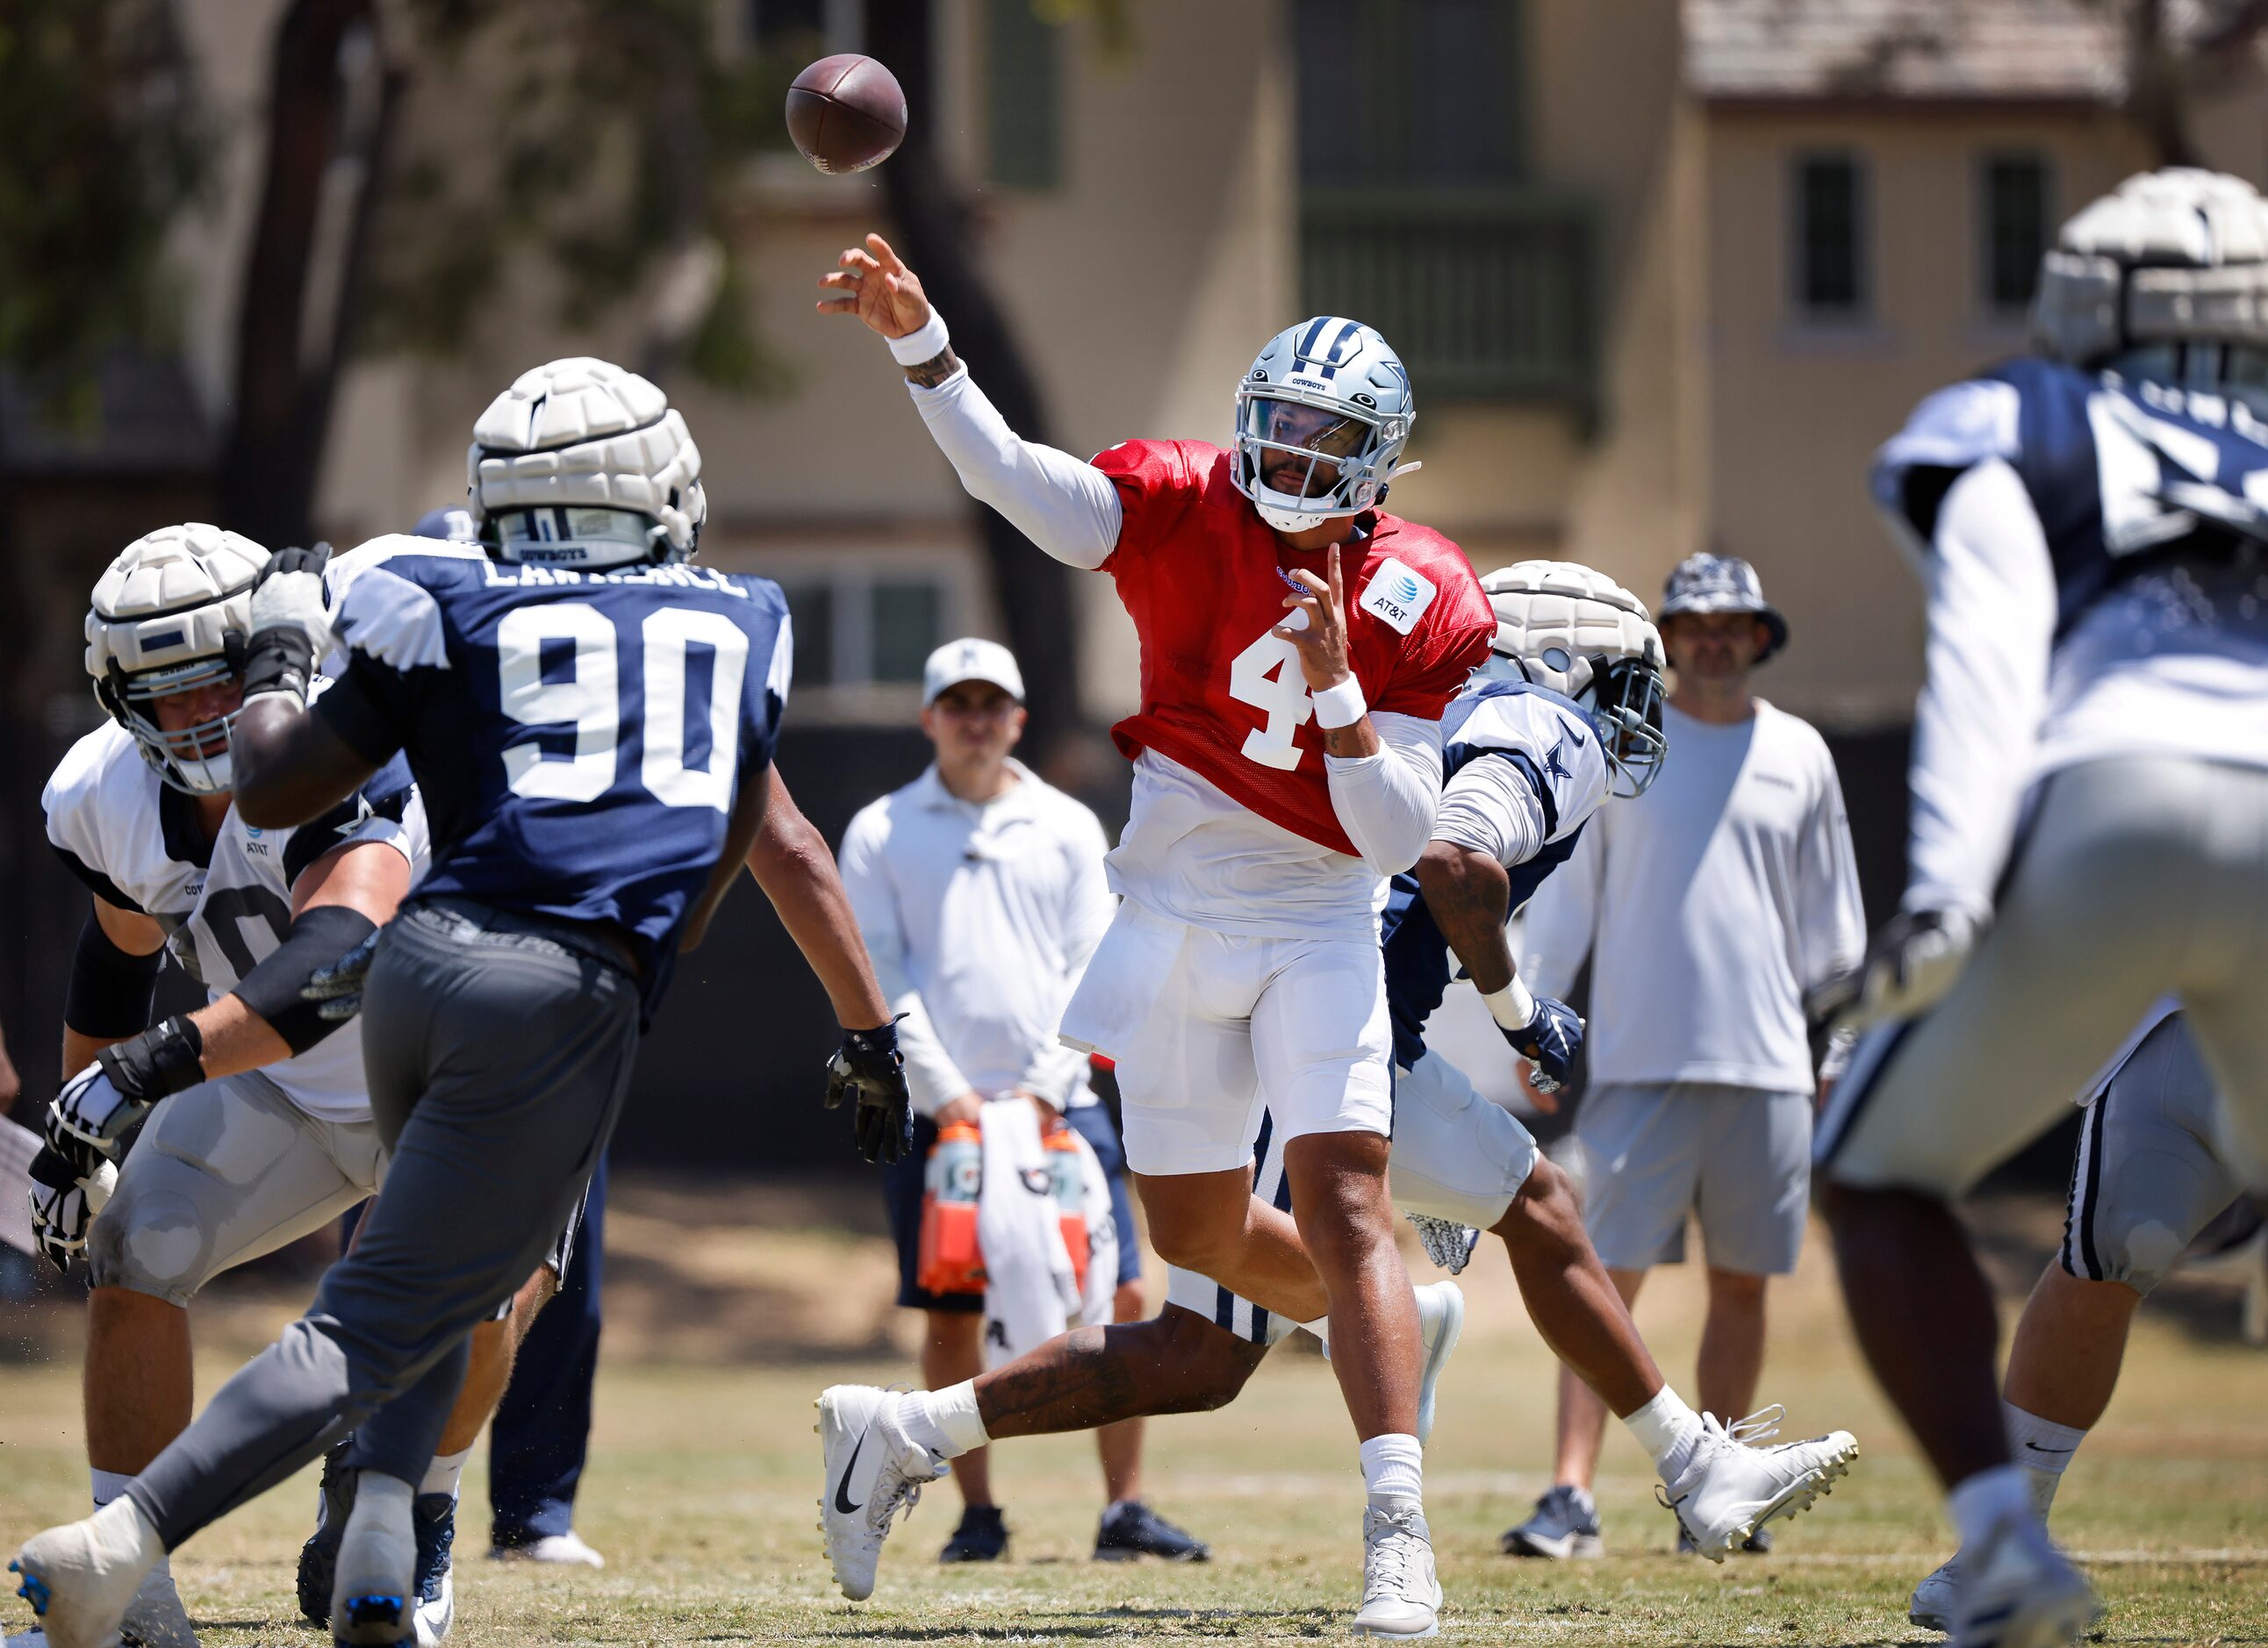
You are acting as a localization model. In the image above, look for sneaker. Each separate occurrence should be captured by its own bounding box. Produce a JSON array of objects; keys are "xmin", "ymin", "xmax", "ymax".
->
[
  {"xmin": 816, "ymin": 1385, "xmax": 946, "ymax": 1601},
  {"xmin": 1351, "ymin": 1505, "xmax": 1441, "ymax": 1638},
  {"xmin": 1910, "ymin": 1551, "xmax": 1960, "ymax": 1633},
  {"xmin": 485, "ymin": 1531, "xmax": 605, "ymax": 1569},
  {"xmin": 1407, "ymin": 1214, "xmax": 1480, "ymax": 1276},
  {"xmin": 1501, "ymin": 1484, "xmax": 1604, "ymax": 1559},
  {"xmin": 938, "ymin": 1507, "xmax": 1008, "ymax": 1564},
  {"xmin": 1093, "ymin": 1501, "xmax": 1209, "ymax": 1563},
  {"xmin": 409, "ymin": 1494, "xmax": 456, "ymax": 1647},
  {"xmin": 298, "ymin": 1442, "xmax": 356, "ymax": 1628},
  {"xmin": 11, "ymin": 1501, "xmax": 163, "ymax": 1648},
  {"xmin": 1660, "ymin": 1406, "xmax": 1858, "ymax": 1561},
  {"xmin": 1412, "ymin": 1281, "xmax": 1466, "ymax": 1447},
  {"xmin": 1947, "ymin": 1514, "xmax": 2099, "ymax": 1648},
  {"xmin": 1676, "ymin": 1521, "xmax": 1772, "ymax": 1557}
]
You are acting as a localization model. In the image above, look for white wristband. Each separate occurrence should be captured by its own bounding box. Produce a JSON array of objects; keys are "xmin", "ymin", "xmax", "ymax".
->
[
  {"xmin": 1482, "ymin": 976, "xmax": 1538, "ymax": 1033},
  {"xmin": 889, "ymin": 308, "xmax": 951, "ymax": 368},
  {"xmin": 1310, "ymin": 677, "xmax": 1367, "ymax": 730}
]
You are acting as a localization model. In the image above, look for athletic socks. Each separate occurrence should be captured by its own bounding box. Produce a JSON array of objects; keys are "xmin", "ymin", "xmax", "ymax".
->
[
  {"xmin": 420, "ymin": 1445, "xmax": 474, "ymax": 1501},
  {"xmin": 1621, "ymin": 1386, "xmax": 1705, "ymax": 1482},
  {"xmin": 1948, "ymin": 1463, "xmax": 2035, "ymax": 1548},
  {"xmin": 898, "ymin": 1381, "xmax": 990, "ymax": 1461},
  {"xmin": 2004, "ymin": 1400, "xmax": 2085, "ymax": 1519},
  {"xmin": 1359, "ymin": 1433, "xmax": 1425, "ymax": 1508},
  {"xmin": 92, "ymin": 1467, "xmax": 177, "ymax": 1597}
]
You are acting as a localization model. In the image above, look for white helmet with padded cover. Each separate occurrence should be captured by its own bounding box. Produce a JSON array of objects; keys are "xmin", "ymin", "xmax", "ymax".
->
[
  {"xmin": 1479, "ymin": 560, "xmax": 1668, "ymax": 798},
  {"xmin": 85, "ymin": 523, "xmax": 269, "ymax": 794},
  {"xmin": 2035, "ymin": 168, "xmax": 2268, "ymax": 399},
  {"xmin": 467, "ymin": 356, "xmax": 707, "ymax": 569}
]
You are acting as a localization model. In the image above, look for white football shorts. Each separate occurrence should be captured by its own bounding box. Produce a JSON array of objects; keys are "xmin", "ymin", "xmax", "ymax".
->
[{"xmin": 1060, "ymin": 899, "xmax": 1394, "ymax": 1177}]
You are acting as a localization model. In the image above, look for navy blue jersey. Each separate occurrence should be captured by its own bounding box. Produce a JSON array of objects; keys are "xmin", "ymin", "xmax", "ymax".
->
[
  {"xmin": 1380, "ymin": 679, "xmax": 1611, "ymax": 1068},
  {"xmin": 1874, "ymin": 356, "xmax": 2268, "ymax": 637},
  {"xmin": 318, "ymin": 535, "xmax": 790, "ymax": 1012}
]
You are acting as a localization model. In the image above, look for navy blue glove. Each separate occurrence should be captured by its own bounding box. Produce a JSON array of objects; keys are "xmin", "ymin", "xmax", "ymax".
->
[{"xmin": 1501, "ymin": 994, "xmax": 1584, "ymax": 1094}]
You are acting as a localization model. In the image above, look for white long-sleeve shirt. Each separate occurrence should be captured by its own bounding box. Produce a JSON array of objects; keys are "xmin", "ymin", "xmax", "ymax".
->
[
  {"xmin": 900, "ymin": 349, "xmax": 1442, "ymax": 928},
  {"xmin": 1521, "ymin": 700, "xmax": 1865, "ymax": 1093},
  {"xmin": 840, "ymin": 760, "xmax": 1115, "ymax": 1116}
]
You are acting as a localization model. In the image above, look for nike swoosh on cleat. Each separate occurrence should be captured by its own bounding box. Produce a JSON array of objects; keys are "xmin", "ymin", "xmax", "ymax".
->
[
  {"xmin": 2021, "ymin": 1441, "xmax": 2075, "ymax": 1456},
  {"xmin": 833, "ymin": 1432, "xmax": 869, "ymax": 1515}
]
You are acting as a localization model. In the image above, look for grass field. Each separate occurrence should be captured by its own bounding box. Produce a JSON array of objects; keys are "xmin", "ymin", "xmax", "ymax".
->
[{"xmin": 4, "ymin": 1176, "xmax": 2265, "ymax": 1645}]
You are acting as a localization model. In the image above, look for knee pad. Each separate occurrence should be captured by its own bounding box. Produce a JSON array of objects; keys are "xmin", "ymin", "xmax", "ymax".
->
[{"xmin": 87, "ymin": 1185, "xmax": 219, "ymax": 1304}]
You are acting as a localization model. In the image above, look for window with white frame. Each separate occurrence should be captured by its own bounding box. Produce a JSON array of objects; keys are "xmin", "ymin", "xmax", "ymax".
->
[{"xmin": 763, "ymin": 557, "xmax": 966, "ymax": 706}]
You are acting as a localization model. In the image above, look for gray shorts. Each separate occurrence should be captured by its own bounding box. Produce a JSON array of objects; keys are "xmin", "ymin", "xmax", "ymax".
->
[
  {"xmin": 2063, "ymin": 1012, "xmax": 2243, "ymax": 1294},
  {"xmin": 1821, "ymin": 757, "xmax": 2268, "ymax": 1200},
  {"xmin": 90, "ymin": 1072, "xmax": 382, "ymax": 1307},
  {"xmin": 1574, "ymin": 1082, "xmax": 1812, "ymax": 1276}
]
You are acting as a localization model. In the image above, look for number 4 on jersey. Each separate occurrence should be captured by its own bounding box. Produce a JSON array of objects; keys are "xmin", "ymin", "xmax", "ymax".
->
[{"xmin": 1230, "ymin": 628, "xmax": 1314, "ymax": 770}]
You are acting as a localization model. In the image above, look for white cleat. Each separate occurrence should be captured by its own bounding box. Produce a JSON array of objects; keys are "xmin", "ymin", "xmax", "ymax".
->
[
  {"xmin": 10, "ymin": 1501, "xmax": 163, "ymax": 1648},
  {"xmin": 1350, "ymin": 1505, "xmax": 1441, "ymax": 1638},
  {"xmin": 1911, "ymin": 1551, "xmax": 1961, "ymax": 1634},
  {"xmin": 411, "ymin": 1564, "xmax": 449, "ymax": 1648},
  {"xmin": 817, "ymin": 1385, "xmax": 946, "ymax": 1602},
  {"xmin": 332, "ymin": 1475, "xmax": 417, "ymax": 1646},
  {"xmin": 1947, "ymin": 1514, "xmax": 2099, "ymax": 1648},
  {"xmin": 1661, "ymin": 1405, "xmax": 1858, "ymax": 1561},
  {"xmin": 485, "ymin": 1532, "xmax": 603, "ymax": 1569},
  {"xmin": 1412, "ymin": 1281, "xmax": 1465, "ymax": 1448}
]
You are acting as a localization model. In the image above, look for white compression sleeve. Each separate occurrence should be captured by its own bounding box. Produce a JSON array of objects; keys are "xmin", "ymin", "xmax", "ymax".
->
[
  {"xmin": 1432, "ymin": 753, "xmax": 1549, "ymax": 869},
  {"xmin": 908, "ymin": 367, "xmax": 1123, "ymax": 570},
  {"xmin": 1905, "ymin": 458, "xmax": 2056, "ymax": 921},
  {"xmin": 1324, "ymin": 711, "xmax": 1443, "ymax": 875}
]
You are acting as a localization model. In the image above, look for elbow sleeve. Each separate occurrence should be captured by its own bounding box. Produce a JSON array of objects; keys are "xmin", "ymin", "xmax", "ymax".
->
[
  {"xmin": 67, "ymin": 914, "xmax": 164, "ymax": 1039},
  {"xmin": 230, "ymin": 905, "xmax": 378, "ymax": 1055}
]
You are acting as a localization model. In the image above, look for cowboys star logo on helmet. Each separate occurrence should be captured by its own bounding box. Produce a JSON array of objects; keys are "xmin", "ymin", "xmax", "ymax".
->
[{"xmin": 1231, "ymin": 316, "xmax": 1423, "ymax": 534}]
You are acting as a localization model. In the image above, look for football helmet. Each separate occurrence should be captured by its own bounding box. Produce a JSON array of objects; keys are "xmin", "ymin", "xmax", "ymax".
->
[
  {"xmin": 2035, "ymin": 168, "xmax": 2268, "ymax": 411},
  {"xmin": 1231, "ymin": 317, "xmax": 1417, "ymax": 534},
  {"xmin": 466, "ymin": 357, "xmax": 706, "ymax": 570},
  {"xmin": 1479, "ymin": 560, "xmax": 1668, "ymax": 798},
  {"xmin": 84, "ymin": 524, "xmax": 269, "ymax": 794}
]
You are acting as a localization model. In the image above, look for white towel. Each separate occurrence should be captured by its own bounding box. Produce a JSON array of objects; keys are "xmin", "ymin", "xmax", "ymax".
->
[{"xmin": 978, "ymin": 1099, "xmax": 1080, "ymax": 1368}]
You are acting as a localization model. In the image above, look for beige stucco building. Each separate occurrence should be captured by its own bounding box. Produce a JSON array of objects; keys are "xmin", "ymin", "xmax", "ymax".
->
[{"xmin": 147, "ymin": 1, "xmax": 2268, "ymax": 733}]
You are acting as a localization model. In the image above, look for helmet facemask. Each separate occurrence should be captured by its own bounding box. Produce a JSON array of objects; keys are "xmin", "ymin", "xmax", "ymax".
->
[
  {"xmin": 1232, "ymin": 389, "xmax": 1397, "ymax": 533},
  {"xmin": 1584, "ymin": 656, "xmax": 1668, "ymax": 798},
  {"xmin": 102, "ymin": 651, "xmax": 245, "ymax": 795}
]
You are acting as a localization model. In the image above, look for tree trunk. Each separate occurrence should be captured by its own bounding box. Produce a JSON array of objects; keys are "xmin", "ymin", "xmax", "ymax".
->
[
  {"xmin": 219, "ymin": 0, "xmax": 398, "ymax": 548},
  {"xmin": 863, "ymin": 0, "xmax": 1087, "ymax": 768},
  {"xmin": 2126, "ymin": 0, "xmax": 2199, "ymax": 169}
]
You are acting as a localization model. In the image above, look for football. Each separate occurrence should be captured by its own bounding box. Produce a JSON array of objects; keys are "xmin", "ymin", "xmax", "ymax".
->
[{"xmin": 785, "ymin": 54, "xmax": 907, "ymax": 175}]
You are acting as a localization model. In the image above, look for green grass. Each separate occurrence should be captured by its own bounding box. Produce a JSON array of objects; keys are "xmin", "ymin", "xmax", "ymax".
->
[{"xmin": 4, "ymin": 1186, "xmax": 2266, "ymax": 1644}]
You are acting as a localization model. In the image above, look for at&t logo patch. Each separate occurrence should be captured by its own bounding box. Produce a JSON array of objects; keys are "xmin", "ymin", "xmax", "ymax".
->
[{"xmin": 1357, "ymin": 556, "xmax": 1437, "ymax": 634}]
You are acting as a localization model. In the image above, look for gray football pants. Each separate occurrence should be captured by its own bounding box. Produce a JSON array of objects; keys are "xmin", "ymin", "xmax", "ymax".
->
[
  {"xmin": 126, "ymin": 899, "xmax": 640, "ymax": 1550},
  {"xmin": 1821, "ymin": 756, "xmax": 2268, "ymax": 1200}
]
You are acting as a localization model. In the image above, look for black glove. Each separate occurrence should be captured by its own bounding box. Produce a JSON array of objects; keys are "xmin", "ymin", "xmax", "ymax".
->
[
  {"xmin": 27, "ymin": 1145, "xmax": 98, "ymax": 1273},
  {"xmin": 825, "ymin": 1018, "xmax": 913, "ymax": 1164},
  {"xmin": 47, "ymin": 1014, "xmax": 205, "ymax": 1170},
  {"xmin": 1500, "ymin": 993, "xmax": 1585, "ymax": 1093}
]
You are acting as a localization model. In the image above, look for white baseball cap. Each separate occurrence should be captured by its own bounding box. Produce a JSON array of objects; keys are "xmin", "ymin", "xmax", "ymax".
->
[{"xmin": 922, "ymin": 637, "xmax": 1025, "ymax": 706}]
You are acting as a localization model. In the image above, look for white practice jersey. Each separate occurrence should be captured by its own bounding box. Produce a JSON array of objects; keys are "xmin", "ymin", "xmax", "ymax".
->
[
  {"xmin": 1873, "ymin": 358, "xmax": 2268, "ymax": 920},
  {"xmin": 45, "ymin": 718, "xmax": 430, "ymax": 1124},
  {"xmin": 1522, "ymin": 700, "xmax": 1865, "ymax": 1094}
]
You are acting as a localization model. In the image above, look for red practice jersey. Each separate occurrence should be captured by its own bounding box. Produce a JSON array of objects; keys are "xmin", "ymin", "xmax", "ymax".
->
[{"xmin": 1093, "ymin": 438, "xmax": 1494, "ymax": 858}]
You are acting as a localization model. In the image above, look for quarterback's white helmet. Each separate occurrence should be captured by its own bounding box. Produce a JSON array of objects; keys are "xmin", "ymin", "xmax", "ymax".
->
[
  {"xmin": 1231, "ymin": 317, "xmax": 1417, "ymax": 534},
  {"xmin": 2035, "ymin": 168, "xmax": 2268, "ymax": 402},
  {"xmin": 85, "ymin": 523, "xmax": 269, "ymax": 794},
  {"xmin": 466, "ymin": 357, "xmax": 707, "ymax": 570},
  {"xmin": 1479, "ymin": 560, "xmax": 1668, "ymax": 798}
]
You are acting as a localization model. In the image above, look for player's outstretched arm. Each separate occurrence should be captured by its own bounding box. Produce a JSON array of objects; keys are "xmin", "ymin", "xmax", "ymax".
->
[
  {"xmin": 681, "ymin": 761, "xmax": 775, "ymax": 955},
  {"xmin": 818, "ymin": 233, "xmax": 1123, "ymax": 570},
  {"xmin": 741, "ymin": 768, "xmax": 893, "ymax": 1030}
]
